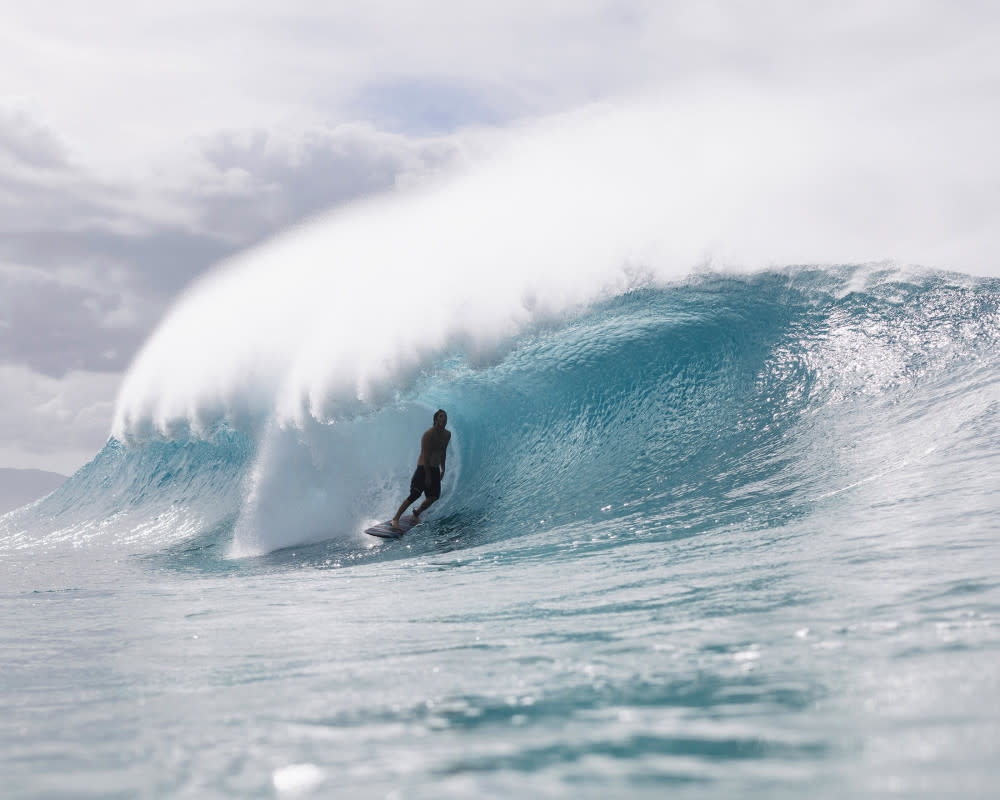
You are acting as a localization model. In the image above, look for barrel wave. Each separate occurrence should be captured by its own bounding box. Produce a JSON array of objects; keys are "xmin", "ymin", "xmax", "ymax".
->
[{"xmin": 5, "ymin": 266, "xmax": 998, "ymax": 563}]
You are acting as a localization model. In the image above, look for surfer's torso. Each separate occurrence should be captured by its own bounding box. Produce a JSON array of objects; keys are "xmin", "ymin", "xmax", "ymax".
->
[{"xmin": 418, "ymin": 426, "xmax": 451, "ymax": 468}]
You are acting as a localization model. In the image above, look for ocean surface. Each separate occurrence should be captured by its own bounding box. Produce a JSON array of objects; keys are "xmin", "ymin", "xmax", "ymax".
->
[{"xmin": 3, "ymin": 266, "xmax": 1000, "ymax": 798}]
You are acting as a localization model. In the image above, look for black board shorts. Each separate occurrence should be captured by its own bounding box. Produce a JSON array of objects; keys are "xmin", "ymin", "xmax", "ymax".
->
[{"xmin": 410, "ymin": 465, "xmax": 442, "ymax": 499}]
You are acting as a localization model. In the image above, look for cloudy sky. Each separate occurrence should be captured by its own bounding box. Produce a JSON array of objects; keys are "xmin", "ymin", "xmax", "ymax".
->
[{"xmin": 1, "ymin": 1, "xmax": 998, "ymax": 474}]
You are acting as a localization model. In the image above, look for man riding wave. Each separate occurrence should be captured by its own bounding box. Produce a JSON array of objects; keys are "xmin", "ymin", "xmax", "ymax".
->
[{"xmin": 391, "ymin": 409, "xmax": 451, "ymax": 530}]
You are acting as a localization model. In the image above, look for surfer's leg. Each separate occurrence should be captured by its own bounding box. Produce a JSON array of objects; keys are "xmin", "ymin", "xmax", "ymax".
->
[
  {"xmin": 393, "ymin": 467, "xmax": 425, "ymax": 527},
  {"xmin": 413, "ymin": 466, "xmax": 441, "ymax": 518},
  {"xmin": 414, "ymin": 495, "xmax": 437, "ymax": 517},
  {"xmin": 391, "ymin": 494, "xmax": 418, "ymax": 528}
]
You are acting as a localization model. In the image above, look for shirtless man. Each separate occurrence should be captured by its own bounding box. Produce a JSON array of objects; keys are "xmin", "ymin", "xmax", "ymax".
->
[{"xmin": 391, "ymin": 409, "xmax": 451, "ymax": 529}]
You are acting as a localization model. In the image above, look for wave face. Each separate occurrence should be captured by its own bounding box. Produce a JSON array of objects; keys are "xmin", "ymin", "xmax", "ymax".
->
[{"xmin": 5, "ymin": 266, "xmax": 998, "ymax": 559}]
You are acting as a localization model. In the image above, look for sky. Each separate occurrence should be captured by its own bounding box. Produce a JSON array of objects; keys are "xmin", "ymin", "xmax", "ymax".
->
[{"xmin": 1, "ymin": 0, "xmax": 999, "ymax": 474}]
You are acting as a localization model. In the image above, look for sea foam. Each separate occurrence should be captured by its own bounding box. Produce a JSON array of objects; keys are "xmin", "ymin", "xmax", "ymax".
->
[{"xmin": 111, "ymin": 84, "xmax": 1000, "ymax": 445}]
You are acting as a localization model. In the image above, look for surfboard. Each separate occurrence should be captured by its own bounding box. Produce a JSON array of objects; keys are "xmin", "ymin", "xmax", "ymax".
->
[{"xmin": 364, "ymin": 514, "xmax": 420, "ymax": 539}]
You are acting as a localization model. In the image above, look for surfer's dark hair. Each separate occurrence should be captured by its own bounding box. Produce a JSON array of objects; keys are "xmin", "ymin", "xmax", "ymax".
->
[{"xmin": 434, "ymin": 409, "xmax": 447, "ymax": 423}]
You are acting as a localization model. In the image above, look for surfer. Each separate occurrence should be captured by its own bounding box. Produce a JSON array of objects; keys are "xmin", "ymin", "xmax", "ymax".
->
[{"xmin": 391, "ymin": 409, "xmax": 451, "ymax": 529}]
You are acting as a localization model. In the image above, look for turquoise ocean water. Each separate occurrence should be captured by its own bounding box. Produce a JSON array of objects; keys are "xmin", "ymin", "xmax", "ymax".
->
[{"xmin": 3, "ymin": 267, "xmax": 999, "ymax": 798}]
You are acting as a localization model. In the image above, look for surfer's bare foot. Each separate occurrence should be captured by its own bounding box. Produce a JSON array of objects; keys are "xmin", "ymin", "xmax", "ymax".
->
[
  {"xmin": 390, "ymin": 518, "xmax": 402, "ymax": 530},
  {"xmin": 411, "ymin": 512, "xmax": 421, "ymax": 522}
]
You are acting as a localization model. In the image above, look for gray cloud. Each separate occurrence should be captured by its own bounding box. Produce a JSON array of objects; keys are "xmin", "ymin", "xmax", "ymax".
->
[
  {"xmin": 1, "ymin": 227, "xmax": 233, "ymax": 298},
  {"xmin": 190, "ymin": 124, "xmax": 460, "ymax": 242},
  {"xmin": 0, "ymin": 107, "xmax": 71, "ymax": 170},
  {"xmin": 0, "ymin": 365, "xmax": 118, "ymax": 474},
  {"xmin": 0, "ymin": 115, "xmax": 462, "ymax": 379},
  {"xmin": 350, "ymin": 79, "xmax": 504, "ymax": 136},
  {"xmin": 0, "ymin": 263, "xmax": 147, "ymax": 377}
]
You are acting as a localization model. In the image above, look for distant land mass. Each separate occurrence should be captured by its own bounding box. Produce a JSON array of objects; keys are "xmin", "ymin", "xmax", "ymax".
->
[{"xmin": 0, "ymin": 468, "xmax": 68, "ymax": 514}]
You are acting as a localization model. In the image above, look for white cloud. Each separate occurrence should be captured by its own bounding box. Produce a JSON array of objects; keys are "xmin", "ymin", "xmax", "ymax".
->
[
  {"xmin": 2, "ymin": 1, "xmax": 990, "ymax": 168},
  {"xmin": 3, "ymin": 2, "xmax": 998, "ymax": 184}
]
